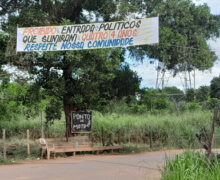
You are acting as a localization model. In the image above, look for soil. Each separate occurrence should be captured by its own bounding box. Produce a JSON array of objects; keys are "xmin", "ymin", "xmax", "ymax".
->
[{"xmin": 0, "ymin": 149, "xmax": 199, "ymax": 180}]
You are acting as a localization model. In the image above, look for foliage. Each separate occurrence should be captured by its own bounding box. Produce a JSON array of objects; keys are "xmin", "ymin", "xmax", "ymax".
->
[
  {"xmin": 140, "ymin": 89, "xmax": 170, "ymax": 111},
  {"xmin": 202, "ymin": 98, "xmax": 220, "ymax": 110},
  {"xmin": 45, "ymin": 98, "xmax": 63, "ymax": 124},
  {"xmin": 162, "ymin": 151, "xmax": 220, "ymax": 180},
  {"xmin": 186, "ymin": 102, "xmax": 201, "ymax": 111},
  {"xmin": 0, "ymin": 33, "xmax": 7, "ymax": 65},
  {"xmin": 196, "ymin": 86, "xmax": 210, "ymax": 102},
  {"xmin": 185, "ymin": 88, "xmax": 195, "ymax": 102},
  {"xmin": 0, "ymin": 0, "xmax": 127, "ymax": 130},
  {"xmin": 130, "ymin": 0, "xmax": 220, "ymax": 73},
  {"xmin": 0, "ymin": 110, "xmax": 215, "ymax": 149},
  {"xmin": 0, "ymin": 82, "xmax": 45, "ymax": 121},
  {"xmin": 163, "ymin": 86, "xmax": 184, "ymax": 102},
  {"xmin": 0, "ymin": 138, "xmax": 40, "ymax": 164},
  {"xmin": 210, "ymin": 76, "xmax": 220, "ymax": 99},
  {"xmin": 111, "ymin": 65, "xmax": 141, "ymax": 101}
]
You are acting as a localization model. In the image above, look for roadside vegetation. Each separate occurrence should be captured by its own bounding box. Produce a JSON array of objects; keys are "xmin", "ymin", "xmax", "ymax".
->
[
  {"xmin": 1, "ymin": 79, "xmax": 220, "ymax": 163},
  {"xmin": 0, "ymin": 0, "xmax": 220, "ymax": 168},
  {"xmin": 161, "ymin": 151, "xmax": 220, "ymax": 180}
]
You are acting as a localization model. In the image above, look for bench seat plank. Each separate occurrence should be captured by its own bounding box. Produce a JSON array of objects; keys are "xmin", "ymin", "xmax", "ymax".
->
[{"xmin": 39, "ymin": 136, "xmax": 122, "ymax": 159}]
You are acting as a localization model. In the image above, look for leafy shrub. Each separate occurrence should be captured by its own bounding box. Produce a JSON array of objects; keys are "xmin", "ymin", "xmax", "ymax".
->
[
  {"xmin": 202, "ymin": 98, "xmax": 220, "ymax": 110},
  {"xmin": 196, "ymin": 86, "xmax": 210, "ymax": 102},
  {"xmin": 186, "ymin": 102, "xmax": 201, "ymax": 111},
  {"xmin": 140, "ymin": 89, "xmax": 170, "ymax": 111},
  {"xmin": 129, "ymin": 104, "xmax": 147, "ymax": 113},
  {"xmin": 185, "ymin": 88, "xmax": 195, "ymax": 102}
]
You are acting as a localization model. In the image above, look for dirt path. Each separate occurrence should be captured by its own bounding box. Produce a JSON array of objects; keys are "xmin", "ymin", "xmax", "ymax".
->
[{"xmin": 0, "ymin": 150, "xmax": 185, "ymax": 180}]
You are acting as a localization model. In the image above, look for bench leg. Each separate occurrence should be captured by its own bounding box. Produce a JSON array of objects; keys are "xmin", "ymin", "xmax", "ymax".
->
[
  {"xmin": 54, "ymin": 153, "xmax": 56, "ymax": 159},
  {"xmin": 111, "ymin": 149, "xmax": 113, "ymax": 153},
  {"xmin": 73, "ymin": 152, "xmax": 76, "ymax": 157},
  {"xmin": 47, "ymin": 150, "xmax": 50, "ymax": 160},
  {"xmin": 96, "ymin": 151, "xmax": 99, "ymax": 155}
]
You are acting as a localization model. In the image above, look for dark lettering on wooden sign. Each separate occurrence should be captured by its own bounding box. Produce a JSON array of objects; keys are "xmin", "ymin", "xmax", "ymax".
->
[{"xmin": 71, "ymin": 111, "xmax": 92, "ymax": 133}]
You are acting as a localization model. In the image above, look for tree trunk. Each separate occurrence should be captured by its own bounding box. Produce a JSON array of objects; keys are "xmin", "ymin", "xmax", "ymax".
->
[
  {"xmin": 63, "ymin": 100, "xmax": 72, "ymax": 140},
  {"xmin": 63, "ymin": 55, "xmax": 74, "ymax": 140}
]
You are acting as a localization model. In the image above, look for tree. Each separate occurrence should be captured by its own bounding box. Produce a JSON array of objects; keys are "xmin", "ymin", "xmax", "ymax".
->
[
  {"xmin": 0, "ymin": 33, "xmax": 10, "ymax": 83},
  {"xmin": 185, "ymin": 88, "xmax": 195, "ymax": 102},
  {"xmin": 140, "ymin": 88, "xmax": 170, "ymax": 111},
  {"xmin": 1, "ymin": 0, "xmax": 124, "ymax": 137},
  {"xmin": 129, "ymin": 0, "xmax": 220, "ymax": 74},
  {"xmin": 196, "ymin": 86, "xmax": 210, "ymax": 102},
  {"xmin": 163, "ymin": 86, "xmax": 184, "ymax": 102},
  {"xmin": 210, "ymin": 76, "xmax": 220, "ymax": 99},
  {"xmin": 111, "ymin": 65, "xmax": 141, "ymax": 101}
]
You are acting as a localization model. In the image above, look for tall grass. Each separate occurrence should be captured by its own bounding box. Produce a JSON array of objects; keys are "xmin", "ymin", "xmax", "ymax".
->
[
  {"xmin": 92, "ymin": 111, "xmax": 214, "ymax": 148},
  {"xmin": 0, "ymin": 110, "xmax": 218, "ymax": 148},
  {"xmin": 161, "ymin": 151, "xmax": 220, "ymax": 180}
]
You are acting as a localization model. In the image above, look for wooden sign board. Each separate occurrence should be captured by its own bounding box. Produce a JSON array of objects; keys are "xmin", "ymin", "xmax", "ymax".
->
[{"xmin": 71, "ymin": 111, "xmax": 92, "ymax": 133}]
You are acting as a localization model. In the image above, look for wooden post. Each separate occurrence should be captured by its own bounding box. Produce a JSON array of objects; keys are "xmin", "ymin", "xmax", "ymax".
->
[
  {"xmin": 41, "ymin": 111, "xmax": 44, "ymax": 138},
  {"xmin": 3, "ymin": 129, "xmax": 6, "ymax": 159},
  {"xmin": 149, "ymin": 127, "xmax": 153, "ymax": 149},
  {"xmin": 118, "ymin": 130, "xmax": 121, "ymax": 145},
  {"xmin": 207, "ymin": 107, "xmax": 219, "ymax": 159},
  {"xmin": 27, "ymin": 129, "xmax": 30, "ymax": 156},
  {"xmin": 101, "ymin": 127, "xmax": 105, "ymax": 146}
]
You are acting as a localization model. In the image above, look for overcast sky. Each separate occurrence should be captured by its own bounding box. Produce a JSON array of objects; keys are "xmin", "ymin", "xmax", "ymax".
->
[{"xmin": 129, "ymin": 0, "xmax": 220, "ymax": 90}]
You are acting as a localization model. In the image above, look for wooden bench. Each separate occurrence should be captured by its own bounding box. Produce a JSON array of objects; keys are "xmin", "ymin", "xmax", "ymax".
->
[{"xmin": 39, "ymin": 136, "xmax": 122, "ymax": 159}]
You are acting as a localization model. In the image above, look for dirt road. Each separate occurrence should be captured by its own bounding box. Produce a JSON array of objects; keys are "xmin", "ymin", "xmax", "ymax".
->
[{"xmin": 0, "ymin": 150, "xmax": 183, "ymax": 180}]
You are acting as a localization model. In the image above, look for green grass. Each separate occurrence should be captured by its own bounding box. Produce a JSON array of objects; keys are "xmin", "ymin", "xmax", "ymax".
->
[
  {"xmin": 0, "ymin": 110, "xmax": 217, "ymax": 148},
  {"xmin": 1, "ymin": 110, "xmax": 220, "ymax": 164},
  {"xmin": 161, "ymin": 151, "xmax": 220, "ymax": 180},
  {"xmin": 0, "ymin": 110, "xmax": 220, "ymax": 163},
  {"xmin": 0, "ymin": 138, "xmax": 41, "ymax": 165}
]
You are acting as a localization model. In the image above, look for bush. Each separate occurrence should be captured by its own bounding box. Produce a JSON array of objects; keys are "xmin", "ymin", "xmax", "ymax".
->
[
  {"xmin": 186, "ymin": 102, "xmax": 201, "ymax": 111},
  {"xmin": 185, "ymin": 88, "xmax": 195, "ymax": 102},
  {"xmin": 196, "ymin": 86, "xmax": 210, "ymax": 102},
  {"xmin": 129, "ymin": 104, "xmax": 147, "ymax": 113},
  {"xmin": 202, "ymin": 98, "xmax": 220, "ymax": 110},
  {"xmin": 140, "ymin": 89, "xmax": 171, "ymax": 111}
]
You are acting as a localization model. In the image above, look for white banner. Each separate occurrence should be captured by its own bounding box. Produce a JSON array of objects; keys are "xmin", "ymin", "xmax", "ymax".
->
[{"xmin": 16, "ymin": 17, "xmax": 159, "ymax": 52}]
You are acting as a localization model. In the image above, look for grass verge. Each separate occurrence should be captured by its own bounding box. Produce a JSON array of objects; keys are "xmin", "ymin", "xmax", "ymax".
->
[{"xmin": 161, "ymin": 151, "xmax": 220, "ymax": 180}]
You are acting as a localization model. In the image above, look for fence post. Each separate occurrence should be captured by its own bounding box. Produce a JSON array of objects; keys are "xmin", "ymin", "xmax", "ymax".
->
[
  {"xmin": 101, "ymin": 127, "xmax": 105, "ymax": 146},
  {"xmin": 41, "ymin": 111, "xmax": 44, "ymax": 138},
  {"xmin": 118, "ymin": 130, "xmax": 121, "ymax": 145},
  {"xmin": 149, "ymin": 127, "xmax": 153, "ymax": 149},
  {"xmin": 3, "ymin": 129, "xmax": 6, "ymax": 159},
  {"xmin": 207, "ymin": 107, "xmax": 219, "ymax": 159},
  {"xmin": 27, "ymin": 129, "xmax": 30, "ymax": 156}
]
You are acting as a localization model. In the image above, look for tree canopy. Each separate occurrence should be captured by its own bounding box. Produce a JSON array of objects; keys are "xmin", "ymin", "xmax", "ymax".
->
[
  {"xmin": 129, "ymin": 0, "xmax": 220, "ymax": 74},
  {"xmin": 1, "ymin": 0, "xmax": 220, "ymax": 136},
  {"xmin": 210, "ymin": 76, "xmax": 220, "ymax": 99},
  {"xmin": 0, "ymin": 0, "xmax": 126, "ymax": 136}
]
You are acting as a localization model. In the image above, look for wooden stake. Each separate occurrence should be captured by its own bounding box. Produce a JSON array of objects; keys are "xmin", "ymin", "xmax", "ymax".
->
[
  {"xmin": 27, "ymin": 129, "xmax": 30, "ymax": 156},
  {"xmin": 41, "ymin": 111, "xmax": 44, "ymax": 138},
  {"xmin": 3, "ymin": 129, "xmax": 6, "ymax": 159},
  {"xmin": 149, "ymin": 127, "xmax": 153, "ymax": 149},
  {"xmin": 118, "ymin": 130, "xmax": 121, "ymax": 145},
  {"xmin": 101, "ymin": 127, "xmax": 105, "ymax": 146},
  {"xmin": 207, "ymin": 107, "xmax": 219, "ymax": 159}
]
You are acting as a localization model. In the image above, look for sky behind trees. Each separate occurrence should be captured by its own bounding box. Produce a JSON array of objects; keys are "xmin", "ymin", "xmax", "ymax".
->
[{"xmin": 130, "ymin": 0, "xmax": 220, "ymax": 90}]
